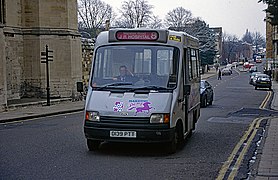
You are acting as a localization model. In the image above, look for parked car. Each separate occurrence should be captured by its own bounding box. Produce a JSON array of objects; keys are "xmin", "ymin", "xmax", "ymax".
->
[
  {"xmin": 249, "ymin": 72, "xmax": 261, "ymax": 85},
  {"xmin": 256, "ymin": 56, "xmax": 262, "ymax": 63},
  {"xmin": 249, "ymin": 66, "xmax": 258, "ymax": 73},
  {"xmin": 200, "ymin": 80, "xmax": 214, "ymax": 107},
  {"xmin": 232, "ymin": 62, "xmax": 238, "ymax": 67},
  {"xmin": 226, "ymin": 64, "xmax": 233, "ymax": 69},
  {"xmin": 243, "ymin": 62, "xmax": 255, "ymax": 69},
  {"xmin": 254, "ymin": 74, "xmax": 272, "ymax": 90},
  {"xmin": 221, "ymin": 68, "xmax": 232, "ymax": 75},
  {"xmin": 256, "ymin": 59, "xmax": 262, "ymax": 63}
]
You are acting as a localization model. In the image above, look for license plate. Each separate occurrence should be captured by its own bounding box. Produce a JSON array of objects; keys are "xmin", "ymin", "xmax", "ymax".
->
[{"xmin": 110, "ymin": 131, "xmax": 136, "ymax": 138}]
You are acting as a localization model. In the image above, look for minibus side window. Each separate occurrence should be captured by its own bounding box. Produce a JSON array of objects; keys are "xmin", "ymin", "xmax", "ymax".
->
[
  {"xmin": 190, "ymin": 48, "xmax": 198, "ymax": 78},
  {"xmin": 196, "ymin": 50, "xmax": 200, "ymax": 77},
  {"xmin": 93, "ymin": 50, "xmax": 103, "ymax": 78},
  {"xmin": 188, "ymin": 48, "xmax": 192, "ymax": 80},
  {"xmin": 167, "ymin": 48, "xmax": 179, "ymax": 87}
]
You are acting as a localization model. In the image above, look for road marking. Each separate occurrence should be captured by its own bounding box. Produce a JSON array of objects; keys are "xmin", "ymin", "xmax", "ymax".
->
[
  {"xmin": 216, "ymin": 118, "xmax": 262, "ymax": 180},
  {"xmin": 259, "ymin": 91, "xmax": 272, "ymax": 109},
  {"xmin": 228, "ymin": 118, "xmax": 261, "ymax": 179},
  {"xmin": 234, "ymin": 68, "xmax": 240, "ymax": 75}
]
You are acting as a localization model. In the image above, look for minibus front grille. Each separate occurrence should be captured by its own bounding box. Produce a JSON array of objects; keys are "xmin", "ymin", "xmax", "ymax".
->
[
  {"xmin": 87, "ymin": 116, "xmax": 169, "ymax": 129},
  {"xmin": 100, "ymin": 116, "xmax": 150, "ymax": 124}
]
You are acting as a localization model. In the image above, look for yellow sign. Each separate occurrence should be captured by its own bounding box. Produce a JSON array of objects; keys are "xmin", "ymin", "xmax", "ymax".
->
[{"xmin": 169, "ymin": 35, "xmax": 181, "ymax": 42}]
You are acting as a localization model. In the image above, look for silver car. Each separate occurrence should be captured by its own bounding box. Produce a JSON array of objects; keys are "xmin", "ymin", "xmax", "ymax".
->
[{"xmin": 221, "ymin": 68, "xmax": 231, "ymax": 76}]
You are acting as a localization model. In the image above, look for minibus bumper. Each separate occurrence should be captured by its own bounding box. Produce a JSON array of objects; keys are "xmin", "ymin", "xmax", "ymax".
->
[{"xmin": 84, "ymin": 125, "xmax": 175, "ymax": 143}]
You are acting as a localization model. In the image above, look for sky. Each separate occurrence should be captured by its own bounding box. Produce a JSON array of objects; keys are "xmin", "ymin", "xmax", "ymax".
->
[{"xmin": 102, "ymin": 0, "xmax": 267, "ymax": 39}]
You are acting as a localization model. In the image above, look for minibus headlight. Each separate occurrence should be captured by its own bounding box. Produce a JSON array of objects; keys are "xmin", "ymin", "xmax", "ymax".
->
[
  {"xmin": 150, "ymin": 114, "xmax": 170, "ymax": 124},
  {"xmin": 85, "ymin": 111, "xmax": 100, "ymax": 122}
]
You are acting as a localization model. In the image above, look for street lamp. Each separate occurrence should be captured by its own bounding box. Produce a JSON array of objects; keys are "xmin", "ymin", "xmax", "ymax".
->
[{"xmin": 80, "ymin": 31, "xmax": 92, "ymax": 39}]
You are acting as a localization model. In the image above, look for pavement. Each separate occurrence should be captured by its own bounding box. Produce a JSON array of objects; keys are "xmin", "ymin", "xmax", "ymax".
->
[
  {"xmin": 0, "ymin": 98, "xmax": 85, "ymax": 123},
  {"xmin": 0, "ymin": 68, "xmax": 277, "ymax": 179}
]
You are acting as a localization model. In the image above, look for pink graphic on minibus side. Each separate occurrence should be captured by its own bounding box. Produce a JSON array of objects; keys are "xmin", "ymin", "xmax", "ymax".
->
[{"xmin": 128, "ymin": 101, "xmax": 153, "ymax": 114}]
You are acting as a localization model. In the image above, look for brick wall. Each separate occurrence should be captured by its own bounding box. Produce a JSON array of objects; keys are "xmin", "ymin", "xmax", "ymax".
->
[{"xmin": 81, "ymin": 39, "xmax": 94, "ymax": 88}]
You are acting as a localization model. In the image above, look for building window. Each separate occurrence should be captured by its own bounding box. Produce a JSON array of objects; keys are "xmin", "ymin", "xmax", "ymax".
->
[
  {"xmin": 276, "ymin": 41, "xmax": 278, "ymax": 55},
  {"xmin": 0, "ymin": 0, "xmax": 5, "ymax": 24}
]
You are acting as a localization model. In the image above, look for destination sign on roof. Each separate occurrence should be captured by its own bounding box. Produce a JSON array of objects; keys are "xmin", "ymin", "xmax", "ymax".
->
[{"xmin": 116, "ymin": 31, "xmax": 159, "ymax": 41}]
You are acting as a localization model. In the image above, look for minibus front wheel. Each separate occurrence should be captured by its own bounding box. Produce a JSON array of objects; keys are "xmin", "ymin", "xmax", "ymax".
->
[
  {"xmin": 167, "ymin": 122, "xmax": 183, "ymax": 154},
  {"xmin": 87, "ymin": 139, "xmax": 101, "ymax": 151},
  {"xmin": 167, "ymin": 131, "xmax": 177, "ymax": 154}
]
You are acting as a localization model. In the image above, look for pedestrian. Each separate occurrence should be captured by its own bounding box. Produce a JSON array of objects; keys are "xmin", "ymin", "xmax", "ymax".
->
[{"xmin": 218, "ymin": 69, "xmax": 222, "ymax": 80}]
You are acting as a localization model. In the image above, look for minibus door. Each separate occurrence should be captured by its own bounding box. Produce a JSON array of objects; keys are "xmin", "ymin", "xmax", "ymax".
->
[{"xmin": 182, "ymin": 50, "xmax": 190, "ymax": 131}]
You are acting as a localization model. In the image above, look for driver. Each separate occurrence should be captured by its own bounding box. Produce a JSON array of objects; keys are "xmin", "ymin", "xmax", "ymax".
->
[{"xmin": 114, "ymin": 65, "xmax": 137, "ymax": 82}]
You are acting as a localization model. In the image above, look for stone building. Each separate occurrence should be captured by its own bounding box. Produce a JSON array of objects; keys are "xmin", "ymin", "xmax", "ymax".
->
[
  {"xmin": 0, "ymin": 0, "xmax": 82, "ymax": 110},
  {"xmin": 266, "ymin": 16, "xmax": 278, "ymax": 68}
]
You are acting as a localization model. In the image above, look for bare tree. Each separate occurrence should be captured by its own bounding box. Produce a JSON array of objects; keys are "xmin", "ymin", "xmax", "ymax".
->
[
  {"xmin": 78, "ymin": 0, "xmax": 112, "ymax": 37},
  {"xmin": 222, "ymin": 32, "xmax": 239, "ymax": 63},
  {"xmin": 164, "ymin": 7, "xmax": 194, "ymax": 28},
  {"xmin": 147, "ymin": 15, "xmax": 164, "ymax": 29},
  {"xmin": 252, "ymin": 31, "xmax": 266, "ymax": 50},
  {"xmin": 116, "ymin": 0, "xmax": 154, "ymax": 28},
  {"xmin": 242, "ymin": 30, "xmax": 265, "ymax": 50}
]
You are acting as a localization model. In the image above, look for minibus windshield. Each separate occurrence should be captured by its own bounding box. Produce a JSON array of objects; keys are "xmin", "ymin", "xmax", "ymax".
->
[{"xmin": 91, "ymin": 45, "xmax": 180, "ymax": 90}]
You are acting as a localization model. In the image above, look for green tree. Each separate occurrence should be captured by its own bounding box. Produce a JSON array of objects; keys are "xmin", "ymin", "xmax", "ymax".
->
[
  {"xmin": 186, "ymin": 19, "xmax": 217, "ymax": 66},
  {"xmin": 258, "ymin": 0, "xmax": 278, "ymax": 25}
]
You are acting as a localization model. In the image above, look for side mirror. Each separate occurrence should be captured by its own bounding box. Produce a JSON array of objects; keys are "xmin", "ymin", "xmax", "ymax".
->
[
  {"xmin": 77, "ymin": 82, "xmax": 84, "ymax": 92},
  {"xmin": 184, "ymin": 84, "xmax": 191, "ymax": 95}
]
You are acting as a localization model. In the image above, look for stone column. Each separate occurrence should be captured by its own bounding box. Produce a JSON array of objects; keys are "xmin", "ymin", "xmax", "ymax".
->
[
  {"xmin": 0, "ymin": 25, "xmax": 7, "ymax": 110},
  {"xmin": 21, "ymin": 0, "xmax": 82, "ymax": 98}
]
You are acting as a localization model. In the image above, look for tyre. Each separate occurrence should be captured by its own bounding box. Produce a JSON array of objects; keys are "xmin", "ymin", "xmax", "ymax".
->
[
  {"xmin": 167, "ymin": 129, "xmax": 177, "ymax": 154},
  {"xmin": 186, "ymin": 129, "xmax": 193, "ymax": 139},
  {"xmin": 87, "ymin": 139, "xmax": 101, "ymax": 151},
  {"xmin": 208, "ymin": 96, "xmax": 213, "ymax": 105},
  {"xmin": 167, "ymin": 123, "xmax": 183, "ymax": 154},
  {"xmin": 201, "ymin": 95, "xmax": 207, "ymax": 108},
  {"xmin": 255, "ymin": 86, "xmax": 257, "ymax": 90}
]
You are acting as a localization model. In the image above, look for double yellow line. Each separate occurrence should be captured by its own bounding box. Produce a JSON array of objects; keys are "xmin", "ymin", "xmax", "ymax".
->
[
  {"xmin": 217, "ymin": 91, "xmax": 271, "ymax": 179},
  {"xmin": 259, "ymin": 91, "xmax": 272, "ymax": 109},
  {"xmin": 216, "ymin": 118, "xmax": 263, "ymax": 180}
]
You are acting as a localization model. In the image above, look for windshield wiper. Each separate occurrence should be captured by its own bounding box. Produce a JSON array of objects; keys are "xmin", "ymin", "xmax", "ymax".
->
[
  {"xmin": 133, "ymin": 85, "xmax": 168, "ymax": 91},
  {"xmin": 97, "ymin": 82, "xmax": 133, "ymax": 90}
]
